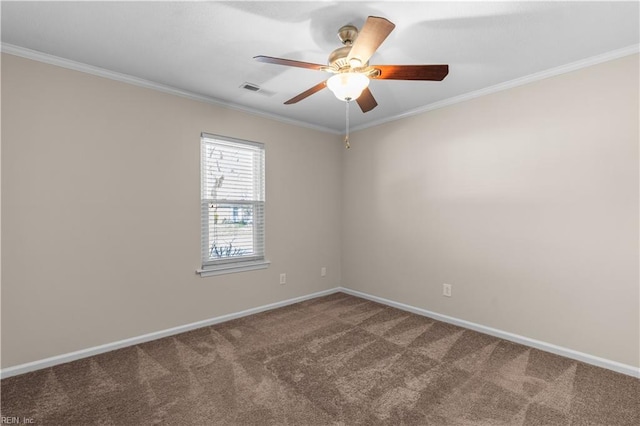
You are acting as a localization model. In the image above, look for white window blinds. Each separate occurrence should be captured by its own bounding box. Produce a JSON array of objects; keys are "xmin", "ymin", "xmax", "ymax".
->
[{"xmin": 200, "ymin": 133, "xmax": 265, "ymax": 270}]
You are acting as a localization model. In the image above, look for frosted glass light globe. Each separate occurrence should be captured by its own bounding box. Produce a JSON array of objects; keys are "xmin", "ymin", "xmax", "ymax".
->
[{"xmin": 327, "ymin": 73, "xmax": 370, "ymax": 101}]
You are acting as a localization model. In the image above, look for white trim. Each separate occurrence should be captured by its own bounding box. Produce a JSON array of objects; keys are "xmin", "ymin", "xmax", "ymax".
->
[
  {"xmin": 351, "ymin": 44, "xmax": 640, "ymax": 132},
  {"xmin": 3, "ymin": 43, "xmax": 638, "ymax": 135},
  {"xmin": 2, "ymin": 286, "xmax": 638, "ymax": 379},
  {"xmin": 340, "ymin": 287, "xmax": 640, "ymax": 378},
  {"xmin": 0, "ymin": 43, "xmax": 340, "ymax": 135},
  {"xmin": 197, "ymin": 260, "xmax": 271, "ymax": 277},
  {"xmin": 0, "ymin": 287, "xmax": 340, "ymax": 379}
]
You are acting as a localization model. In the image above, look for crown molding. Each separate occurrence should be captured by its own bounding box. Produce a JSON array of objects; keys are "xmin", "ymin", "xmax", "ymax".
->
[
  {"xmin": 351, "ymin": 44, "xmax": 640, "ymax": 132},
  {"xmin": 0, "ymin": 43, "xmax": 340, "ymax": 135},
  {"xmin": 2, "ymin": 42, "xmax": 637, "ymax": 135}
]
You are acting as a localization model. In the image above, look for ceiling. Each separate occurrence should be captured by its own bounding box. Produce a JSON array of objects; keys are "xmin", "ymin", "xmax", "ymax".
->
[{"xmin": 2, "ymin": 1, "xmax": 639, "ymax": 133}]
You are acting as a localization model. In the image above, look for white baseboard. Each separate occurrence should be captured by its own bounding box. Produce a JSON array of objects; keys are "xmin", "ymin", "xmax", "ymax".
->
[
  {"xmin": 0, "ymin": 287, "xmax": 340, "ymax": 379},
  {"xmin": 340, "ymin": 287, "xmax": 640, "ymax": 379},
  {"xmin": 2, "ymin": 286, "xmax": 638, "ymax": 379}
]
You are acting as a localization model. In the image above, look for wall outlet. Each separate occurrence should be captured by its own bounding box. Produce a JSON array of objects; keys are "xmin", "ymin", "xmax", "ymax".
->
[
  {"xmin": 443, "ymin": 283, "xmax": 452, "ymax": 297},
  {"xmin": 321, "ymin": 267, "xmax": 326, "ymax": 277},
  {"xmin": 280, "ymin": 273, "xmax": 286, "ymax": 285}
]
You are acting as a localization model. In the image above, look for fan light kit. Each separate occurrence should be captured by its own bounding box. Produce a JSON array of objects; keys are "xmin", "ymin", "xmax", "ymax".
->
[
  {"xmin": 255, "ymin": 16, "xmax": 449, "ymax": 147},
  {"xmin": 326, "ymin": 72, "xmax": 370, "ymax": 101}
]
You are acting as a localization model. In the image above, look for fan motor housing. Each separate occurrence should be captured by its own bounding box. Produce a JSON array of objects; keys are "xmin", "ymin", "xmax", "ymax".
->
[
  {"xmin": 328, "ymin": 46, "xmax": 352, "ymax": 70},
  {"xmin": 329, "ymin": 24, "xmax": 358, "ymax": 70}
]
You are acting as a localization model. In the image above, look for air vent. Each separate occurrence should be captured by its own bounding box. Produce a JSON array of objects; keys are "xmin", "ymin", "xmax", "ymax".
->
[{"xmin": 240, "ymin": 82, "xmax": 261, "ymax": 92}]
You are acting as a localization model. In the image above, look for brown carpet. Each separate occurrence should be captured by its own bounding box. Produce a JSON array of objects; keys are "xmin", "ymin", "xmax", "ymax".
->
[{"xmin": 1, "ymin": 292, "xmax": 639, "ymax": 425}]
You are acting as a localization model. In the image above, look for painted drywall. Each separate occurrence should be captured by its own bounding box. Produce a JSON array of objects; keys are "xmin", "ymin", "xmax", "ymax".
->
[
  {"xmin": 1, "ymin": 53, "xmax": 343, "ymax": 368},
  {"xmin": 2, "ymin": 51, "xmax": 639, "ymax": 372},
  {"xmin": 342, "ymin": 54, "xmax": 639, "ymax": 367}
]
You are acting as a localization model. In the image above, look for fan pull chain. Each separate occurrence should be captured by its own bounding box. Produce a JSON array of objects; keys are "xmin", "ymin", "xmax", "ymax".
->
[{"xmin": 344, "ymin": 100, "xmax": 351, "ymax": 149}]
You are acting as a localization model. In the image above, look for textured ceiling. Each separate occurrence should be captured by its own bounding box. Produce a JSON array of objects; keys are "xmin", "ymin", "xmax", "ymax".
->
[{"xmin": 2, "ymin": 1, "xmax": 639, "ymax": 133}]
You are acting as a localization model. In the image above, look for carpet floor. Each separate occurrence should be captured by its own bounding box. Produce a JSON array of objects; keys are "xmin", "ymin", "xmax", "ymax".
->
[{"xmin": 1, "ymin": 292, "xmax": 638, "ymax": 425}]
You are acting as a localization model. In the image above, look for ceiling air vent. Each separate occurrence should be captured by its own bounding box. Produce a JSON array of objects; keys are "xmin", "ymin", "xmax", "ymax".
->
[{"xmin": 240, "ymin": 82, "xmax": 261, "ymax": 92}]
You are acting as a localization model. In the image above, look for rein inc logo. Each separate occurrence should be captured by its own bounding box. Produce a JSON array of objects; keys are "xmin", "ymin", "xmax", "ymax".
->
[{"xmin": 1, "ymin": 416, "xmax": 35, "ymax": 424}]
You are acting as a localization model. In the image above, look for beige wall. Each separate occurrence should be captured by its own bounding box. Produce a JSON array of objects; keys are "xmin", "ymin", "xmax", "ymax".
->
[
  {"xmin": 1, "ymin": 54, "xmax": 343, "ymax": 368},
  {"xmin": 342, "ymin": 54, "xmax": 639, "ymax": 367},
  {"xmin": 2, "ymin": 52, "xmax": 639, "ymax": 371}
]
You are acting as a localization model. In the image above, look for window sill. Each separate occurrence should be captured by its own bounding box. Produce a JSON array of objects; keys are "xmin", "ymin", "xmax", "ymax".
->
[{"xmin": 197, "ymin": 260, "xmax": 271, "ymax": 277}]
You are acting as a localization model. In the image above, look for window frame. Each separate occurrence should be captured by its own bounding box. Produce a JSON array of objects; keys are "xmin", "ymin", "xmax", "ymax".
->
[{"xmin": 197, "ymin": 133, "xmax": 269, "ymax": 277}]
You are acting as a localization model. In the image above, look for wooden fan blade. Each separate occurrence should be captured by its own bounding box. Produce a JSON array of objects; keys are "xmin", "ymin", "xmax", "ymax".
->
[
  {"xmin": 347, "ymin": 16, "xmax": 395, "ymax": 66},
  {"xmin": 254, "ymin": 55, "xmax": 327, "ymax": 71},
  {"xmin": 356, "ymin": 87, "xmax": 378, "ymax": 113},
  {"xmin": 372, "ymin": 65, "xmax": 449, "ymax": 81},
  {"xmin": 284, "ymin": 80, "xmax": 328, "ymax": 104}
]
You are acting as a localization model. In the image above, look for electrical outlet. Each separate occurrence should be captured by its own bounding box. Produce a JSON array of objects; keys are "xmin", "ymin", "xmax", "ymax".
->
[
  {"xmin": 280, "ymin": 273, "xmax": 286, "ymax": 285},
  {"xmin": 321, "ymin": 267, "xmax": 326, "ymax": 277},
  {"xmin": 443, "ymin": 283, "xmax": 452, "ymax": 297}
]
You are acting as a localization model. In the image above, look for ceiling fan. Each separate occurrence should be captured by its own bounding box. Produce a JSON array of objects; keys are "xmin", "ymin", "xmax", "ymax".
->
[{"xmin": 254, "ymin": 16, "xmax": 449, "ymax": 113}]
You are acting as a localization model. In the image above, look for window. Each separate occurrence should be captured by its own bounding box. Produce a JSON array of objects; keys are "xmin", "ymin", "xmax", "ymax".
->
[{"xmin": 198, "ymin": 133, "xmax": 268, "ymax": 276}]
